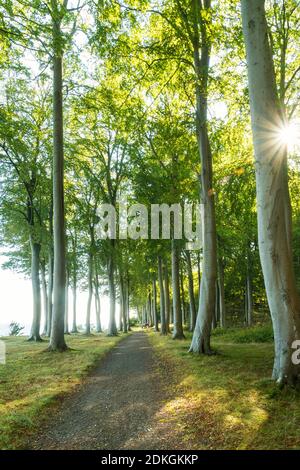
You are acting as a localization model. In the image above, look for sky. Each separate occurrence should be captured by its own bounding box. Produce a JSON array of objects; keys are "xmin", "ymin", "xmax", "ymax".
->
[{"xmin": 0, "ymin": 254, "xmax": 115, "ymax": 336}]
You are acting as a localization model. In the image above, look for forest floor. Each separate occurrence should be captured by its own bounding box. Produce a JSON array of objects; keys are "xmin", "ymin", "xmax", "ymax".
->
[
  {"xmin": 27, "ymin": 331, "xmax": 186, "ymax": 450},
  {"xmin": 1, "ymin": 328, "xmax": 300, "ymax": 450},
  {"xmin": 0, "ymin": 333, "xmax": 125, "ymax": 449},
  {"xmin": 148, "ymin": 328, "xmax": 300, "ymax": 449}
]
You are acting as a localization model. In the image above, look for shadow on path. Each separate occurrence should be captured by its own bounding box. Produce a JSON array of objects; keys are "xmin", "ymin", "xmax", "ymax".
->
[{"xmin": 28, "ymin": 332, "xmax": 177, "ymax": 450}]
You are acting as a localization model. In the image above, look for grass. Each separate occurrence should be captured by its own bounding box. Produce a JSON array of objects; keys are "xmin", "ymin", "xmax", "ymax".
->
[
  {"xmin": 148, "ymin": 327, "xmax": 300, "ymax": 450},
  {"xmin": 0, "ymin": 333, "xmax": 126, "ymax": 450},
  {"xmin": 211, "ymin": 323, "xmax": 274, "ymax": 343}
]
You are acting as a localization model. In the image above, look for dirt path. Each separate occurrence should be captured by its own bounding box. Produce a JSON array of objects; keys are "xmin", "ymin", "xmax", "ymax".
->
[{"xmin": 28, "ymin": 332, "xmax": 182, "ymax": 450}]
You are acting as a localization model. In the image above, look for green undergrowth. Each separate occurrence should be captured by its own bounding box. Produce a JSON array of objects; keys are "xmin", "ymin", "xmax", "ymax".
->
[{"xmin": 212, "ymin": 324, "xmax": 274, "ymax": 343}]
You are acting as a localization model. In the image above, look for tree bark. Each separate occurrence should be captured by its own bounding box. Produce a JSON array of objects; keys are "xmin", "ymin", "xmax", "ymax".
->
[
  {"xmin": 189, "ymin": 0, "xmax": 217, "ymax": 354},
  {"xmin": 152, "ymin": 276, "xmax": 159, "ymax": 331},
  {"xmin": 172, "ymin": 240, "xmax": 185, "ymax": 339},
  {"xmin": 48, "ymin": 3, "xmax": 67, "ymax": 351},
  {"xmin": 46, "ymin": 249, "xmax": 54, "ymax": 336},
  {"xmin": 185, "ymin": 250, "xmax": 196, "ymax": 331},
  {"xmin": 148, "ymin": 290, "xmax": 153, "ymax": 327},
  {"xmin": 245, "ymin": 274, "xmax": 253, "ymax": 327},
  {"xmin": 70, "ymin": 233, "xmax": 78, "ymax": 333},
  {"xmin": 71, "ymin": 277, "xmax": 78, "ymax": 333},
  {"xmin": 119, "ymin": 272, "xmax": 127, "ymax": 333},
  {"xmin": 158, "ymin": 256, "xmax": 167, "ymax": 335},
  {"xmin": 126, "ymin": 274, "xmax": 131, "ymax": 330},
  {"xmin": 40, "ymin": 259, "xmax": 48, "ymax": 336},
  {"xmin": 163, "ymin": 261, "xmax": 171, "ymax": 333},
  {"xmin": 245, "ymin": 246, "xmax": 253, "ymax": 327},
  {"xmin": 64, "ymin": 268, "xmax": 69, "ymax": 334},
  {"xmin": 241, "ymin": 0, "xmax": 300, "ymax": 384},
  {"xmin": 107, "ymin": 240, "xmax": 117, "ymax": 336},
  {"xmin": 94, "ymin": 266, "xmax": 102, "ymax": 333},
  {"xmin": 28, "ymin": 238, "xmax": 42, "ymax": 341},
  {"xmin": 218, "ymin": 257, "xmax": 226, "ymax": 329},
  {"xmin": 85, "ymin": 251, "xmax": 93, "ymax": 335}
]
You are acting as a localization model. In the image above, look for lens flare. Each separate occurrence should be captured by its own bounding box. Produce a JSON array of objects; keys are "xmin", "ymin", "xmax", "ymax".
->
[{"xmin": 277, "ymin": 121, "xmax": 300, "ymax": 151}]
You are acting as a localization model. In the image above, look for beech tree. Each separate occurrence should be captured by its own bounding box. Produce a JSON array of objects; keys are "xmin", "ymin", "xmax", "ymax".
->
[{"xmin": 241, "ymin": 0, "xmax": 300, "ymax": 384}]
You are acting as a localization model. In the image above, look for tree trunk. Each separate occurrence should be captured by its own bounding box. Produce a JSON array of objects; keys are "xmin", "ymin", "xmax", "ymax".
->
[
  {"xmin": 152, "ymin": 276, "xmax": 159, "ymax": 331},
  {"xmin": 218, "ymin": 257, "xmax": 226, "ymax": 329},
  {"xmin": 241, "ymin": 0, "xmax": 300, "ymax": 384},
  {"xmin": 48, "ymin": 6, "xmax": 67, "ymax": 351},
  {"xmin": 28, "ymin": 238, "xmax": 42, "ymax": 341},
  {"xmin": 64, "ymin": 268, "xmax": 69, "ymax": 334},
  {"xmin": 197, "ymin": 251, "xmax": 201, "ymax": 293},
  {"xmin": 189, "ymin": 0, "xmax": 217, "ymax": 354},
  {"xmin": 158, "ymin": 256, "xmax": 167, "ymax": 335},
  {"xmin": 46, "ymin": 249, "xmax": 54, "ymax": 336},
  {"xmin": 107, "ymin": 241, "xmax": 117, "ymax": 336},
  {"xmin": 172, "ymin": 240, "xmax": 185, "ymax": 339},
  {"xmin": 119, "ymin": 283, "xmax": 123, "ymax": 331},
  {"xmin": 211, "ymin": 282, "xmax": 217, "ymax": 329},
  {"xmin": 185, "ymin": 250, "xmax": 196, "ymax": 331},
  {"xmin": 119, "ymin": 272, "xmax": 127, "ymax": 333},
  {"xmin": 40, "ymin": 260, "xmax": 48, "ymax": 336},
  {"xmin": 94, "ymin": 265, "xmax": 102, "ymax": 333},
  {"xmin": 245, "ymin": 247, "xmax": 253, "ymax": 327},
  {"xmin": 148, "ymin": 290, "xmax": 153, "ymax": 327},
  {"xmin": 179, "ymin": 267, "xmax": 184, "ymax": 321},
  {"xmin": 85, "ymin": 251, "xmax": 93, "ymax": 335},
  {"xmin": 163, "ymin": 261, "xmax": 171, "ymax": 332},
  {"xmin": 71, "ymin": 277, "xmax": 78, "ymax": 333},
  {"xmin": 126, "ymin": 274, "xmax": 131, "ymax": 330},
  {"xmin": 246, "ymin": 273, "xmax": 253, "ymax": 327}
]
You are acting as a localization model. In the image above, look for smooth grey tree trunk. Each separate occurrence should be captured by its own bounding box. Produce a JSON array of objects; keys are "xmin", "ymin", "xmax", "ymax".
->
[
  {"xmin": 48, "ymin": 2, "xmax": 67, "ymax": 351},
  {"xmin": 107, "ymin": 242, "xmax": 117, "ymax": 336},
  {"xmin": 246, "ymin": 274, "xmax": 253, "ymax": 327},
  {"xmin": 158, "ymin": 256, "xmax": 167, "ymax": 335},
  {"xmin": 64, "ymin": 268, "xmax": 69, "ymax": 334},
  {"xmin": 85, "ymin": 252, "xmax": 93, "ymax": 335},
  {"xmin": 218, "ymin": 257, "xmax": 226, "ymax": 329},
  {"xmin": 172, "ymin": 240, "xmax": 185, "ymax": 339},
  {"xmin": 46, "ymin": 250, "xmax": 53, "ymax": 336},
  {"xmin": 152, "ymin": 276, "xmax": 159, "ymax": 331},
  {"xmin": 189, "ymin": 0, "xmax": 217, "ymax": 354},
  {"xmin": 118, "ymin": 283, "xmax": 123, "ymax": 331},
  {"xmin": 242, "ymin": 0, "xmax": 300, "ymax": 384},
  {"xmin": 245, "ymin": 247, "xmax": 253, "ymax": 326},
  {"xmin": 126, "ymin": 275, "xmax": 131, "ymax": 330},
  {"xmin": 185, "ymin": 250, "xmax": 196, "ymax": 331},
  {"xmin": 71, "ymin": 281, "xmax": 77, "ymax": 333},
  {"xmin": 94, "ymin": 268, "xmax": 102, "ymax": 333},
  {"xmin": 40, "ymin": 260, "xmax": 48, "ymax": 336},
  {"xmin": 119, "ymin": 273, "xmax": 127, "ymax": 333},
  {"xmin": 148, "ymin": 290, "xmax": 153, "ymax": 327},
  {"xmin": 197, "ymin": 252, "xmax": 201, "ymax": 293},
  {"xmin": 28, "ymin": 238, "xmax": 42, "ymax": 342},
  {"xmin": 163, "ymin": 261, "xmax": 171, "ymax": 333}
]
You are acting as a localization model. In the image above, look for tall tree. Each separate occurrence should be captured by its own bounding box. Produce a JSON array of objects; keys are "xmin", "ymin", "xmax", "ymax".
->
[
  {"xmin": 48, "ymin": 0, "xmax": 68, "ymax": 351},
  {"xmin": 241, "ymin": 0, "xmax": 300, "ymax": 384}
]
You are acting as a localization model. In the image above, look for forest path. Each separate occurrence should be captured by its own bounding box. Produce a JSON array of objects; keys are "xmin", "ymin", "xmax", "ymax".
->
[{"xmin": 28, "ymin": 331, "xmax": 182, "ymax": 450}]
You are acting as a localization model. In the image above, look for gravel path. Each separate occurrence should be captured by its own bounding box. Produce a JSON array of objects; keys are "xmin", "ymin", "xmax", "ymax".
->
[{"xmin": 29, "ymin": 332, "xmax": 179, "ymax": 450}]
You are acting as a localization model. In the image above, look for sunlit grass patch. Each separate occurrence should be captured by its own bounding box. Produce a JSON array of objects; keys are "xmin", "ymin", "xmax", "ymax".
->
[
  {"xmin": 0, "ymin": 333, "xmax": 126, "ymax": 449},
  {"xmin": 148, "ymin": 329, "xmax": 300, "ymax": 450}
]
